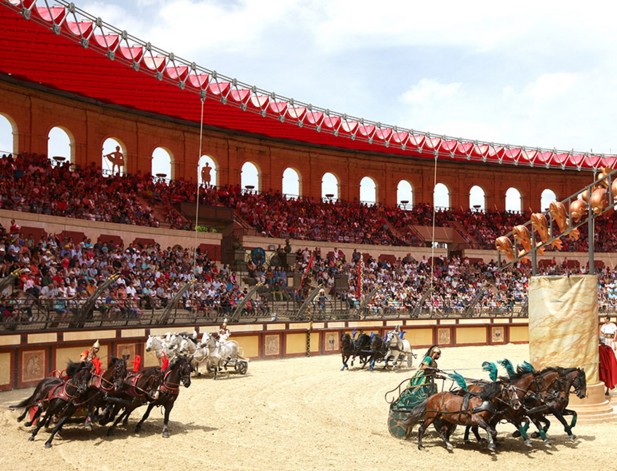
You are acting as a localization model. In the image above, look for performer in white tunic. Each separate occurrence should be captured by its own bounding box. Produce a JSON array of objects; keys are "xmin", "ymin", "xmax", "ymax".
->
[{"xmin": 600, "ymin": 315, "xmax": 617, "ymax": 350}]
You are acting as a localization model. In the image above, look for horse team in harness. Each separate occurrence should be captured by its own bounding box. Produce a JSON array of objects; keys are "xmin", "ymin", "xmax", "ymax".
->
[
  {"xmin": 11, "ymin": 325, "xmax": 248, "ymax": 447},
  {"xmin": 340, "ymin": 326, "xmax": 416, "ymax": 371},
  {"xmin": 386, "ymin": 348, "xmax": 587, "ymax": 452}
]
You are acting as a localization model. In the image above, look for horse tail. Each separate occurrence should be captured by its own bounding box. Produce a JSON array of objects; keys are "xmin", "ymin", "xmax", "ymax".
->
[
  {"xmin": 9, "ymin": 395, "xmax": 35, "ymax": 410},
  {"xmin": 402, "ymin": 398, "xmax": 428, "ymax": 436}
]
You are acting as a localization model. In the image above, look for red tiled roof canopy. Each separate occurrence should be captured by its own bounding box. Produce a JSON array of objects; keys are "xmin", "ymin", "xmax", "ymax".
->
[{"xmin": 0, "ymin": 1, "xmax": 614, "ymax": 170}]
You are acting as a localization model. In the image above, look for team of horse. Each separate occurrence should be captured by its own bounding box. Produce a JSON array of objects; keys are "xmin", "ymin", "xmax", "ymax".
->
[
  {"xmin": 340, "ymin": 330, "xmax": 415, "ymax": 371},
  {"xmin": 388, "ymin": 360, "xmax": 587, "ymax": 453},
  {"xmin": 145, "ymin": 331, "xmax": 247, "ymax": 378},
  {"xmin": 10, "ymin": 352, "xmax": 197, "ymax": 446}
]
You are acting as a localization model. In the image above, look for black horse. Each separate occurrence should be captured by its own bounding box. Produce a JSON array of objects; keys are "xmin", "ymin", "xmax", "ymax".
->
[
  {"xmin": 352, "ymin": 332, "xmax": 372, "ymax": 368},
  {"xmin": 340, "ymin": 333, "xmax": 354, "ymax": 370},
  {"xmin": 11, "ymin": 376, "xmax": 63, "ymax": 426},
  {"xmin": 134, "ymin": 355, "xmax": 194, "ymax": 438},
  {"xmin": 82, "ymin": 356, "xmax": 129, "ymax": 429},
  {"xmin": 26, "ymin": 360, "xmax": 93, "ymax": 448},
  {"xmin": 106, "ymin": 366, "xmax": 165, "ymax": 434},
  {"xmin": 368, "ymin": 334, "xmax": 389, "ymax": 370}
]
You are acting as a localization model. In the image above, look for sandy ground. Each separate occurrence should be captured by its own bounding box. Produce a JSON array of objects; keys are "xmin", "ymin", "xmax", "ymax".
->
[{"xmin": 1, "ymin": 343, "xmax": 616, "ymax": 471}]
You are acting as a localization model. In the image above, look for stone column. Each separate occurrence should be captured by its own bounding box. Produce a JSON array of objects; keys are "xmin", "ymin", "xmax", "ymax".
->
[{"xmin": 529, "ymin": 275, "xmax": 614, "ymax": 422}]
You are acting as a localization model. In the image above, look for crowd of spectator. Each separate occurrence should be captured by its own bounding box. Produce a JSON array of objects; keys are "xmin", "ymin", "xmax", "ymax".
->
[
  {"xmin": 4, "ymin": 152, "xmax": 617, "ymax": 253},
  {"xmin": 2, "ymin": 219, "xmax": 617, "ymax": 328},
  {"xmin": 292, "ymin": 246, "xmax": 617, "ymax": 317},
  {"xmin": 3, "ymin": 151, "xmax": 617, "ymax": 327},
  {"xmin": 0, "ymin": 222, "xmax": 253, "ymax": 326}
]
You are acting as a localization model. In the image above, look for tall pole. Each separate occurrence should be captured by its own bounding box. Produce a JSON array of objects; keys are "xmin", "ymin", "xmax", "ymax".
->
[
  {"xmin": 193, "ymin": 95, "xmax": 206, "ymax": 274},
  {"xmin": 531, "ymin": 227, "xmax": 537, "ymax": 276},
  {"xmin": 588, "ymin": 209, "xmax": 595, "ymax": 275}
]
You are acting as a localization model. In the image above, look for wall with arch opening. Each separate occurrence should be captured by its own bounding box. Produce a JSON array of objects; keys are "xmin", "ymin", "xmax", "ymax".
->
[{"xmin": 0, "ymin": 78, "xmax": 592, "ymax": 212}]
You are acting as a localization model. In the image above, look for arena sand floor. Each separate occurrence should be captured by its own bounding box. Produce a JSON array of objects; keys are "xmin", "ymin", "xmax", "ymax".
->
[{"xmin": 1, "ymin": 343, "xmax": 616, "ymax": 471}]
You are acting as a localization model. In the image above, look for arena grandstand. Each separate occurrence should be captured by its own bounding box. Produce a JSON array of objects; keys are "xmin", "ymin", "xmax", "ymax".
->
[{"xmin": 0, "ymin": 1, "xmax": 616, "ymax": 391}]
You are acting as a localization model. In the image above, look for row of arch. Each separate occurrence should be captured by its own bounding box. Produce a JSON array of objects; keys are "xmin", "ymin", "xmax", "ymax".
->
[{"xmin": 0, "ymin": 114, "xmax": 557, "ymax": 212}]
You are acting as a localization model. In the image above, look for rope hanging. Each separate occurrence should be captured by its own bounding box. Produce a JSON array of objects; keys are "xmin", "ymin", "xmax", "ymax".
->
[
  {"xmin": 429, "ymin": 152, "xmax": 438, "ymax": 298},
  {"xmin": 193, "ymin": 96, "xmax": 206, "ymax": 275}
]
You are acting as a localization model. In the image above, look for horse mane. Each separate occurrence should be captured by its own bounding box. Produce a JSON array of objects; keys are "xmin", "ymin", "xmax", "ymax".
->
[
  {"xmin": 538, "ymin": 366, "xmax": 561, "ymax": 375},
  {"xmin": 108, "ymin": 356, "xmax": 122, "ymax": 367},
  {"xmin": 65, "ymin": 360, "xmax": 87, "ymax": 377},
  {"xmin": 141, "ymin": 366, "xmax": 163, "ymax": 377},
  {"xmin": 479, "ymin": 381, "xmax": 501, "ymax": 400}
]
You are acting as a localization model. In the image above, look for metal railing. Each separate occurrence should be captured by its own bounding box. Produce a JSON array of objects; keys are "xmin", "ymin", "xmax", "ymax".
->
[{"xmin": 0, "ymin": 288, "xmax": 540, "ymax": 333}]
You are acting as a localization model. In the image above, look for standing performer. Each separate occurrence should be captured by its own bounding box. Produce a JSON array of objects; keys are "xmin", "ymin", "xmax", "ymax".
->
[
  {"xmin": 600, "ymin": 315, "xmax": 617, "ymax": 350},
  {"xmin": 80, "ymin": 339, "xmax": 102, "ymax": 375},
  {"xmin": 104, "ymin": 146, "xmax": 124, "ymax": 175}
]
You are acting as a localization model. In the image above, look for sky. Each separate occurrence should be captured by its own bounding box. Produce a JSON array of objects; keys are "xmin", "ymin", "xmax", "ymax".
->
[{"xmin": 3, "ymin": 0, "xmax": 617, "ymax": 206}]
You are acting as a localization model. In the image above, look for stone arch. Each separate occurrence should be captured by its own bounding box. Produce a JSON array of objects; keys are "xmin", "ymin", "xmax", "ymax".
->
[
  {"xmin": 505, "ymin": 187, "xmax": 522, "ymax": 212},
  {"xmin": 0, "ymin": 113, "xmax": 17, "ymax": 155},
  {"xmin": 397, "ymin": 180, "xmax": 414, "ymax": 209},
  {"xmin": 102, "ymin": 137, "xmax": 127, "ymax": 176},
  {"xmin": 469, "ymin": 185, "xmax": 486, "ymax": 211},
  {"xmin": 321, "ymin": 172, "xmax": 339, "ymax": 202},
  {"xmin": 47, "ymin": 126, "xmax": 74, "ymax": 166},
  {"xmin": 152, "ymin": 146, "xmax": 173, "ymax": 180},
  {"xmin": 360, "ymin": 176, "xmax": 377, "ymax": 205},
  {"xmin": 241, "ymin": 161, "xmax": 260, "ymax": 192},
  {"xmin": 434, "ymin": 182, "xmax": 450, "ymax": 209},
  {"xmin": 282, "ymin": 167, "xmax": 301, "ymax": 199},
  {"xmin": 540, "ymin": 188, "xmax": 557, "ymax": 212}
]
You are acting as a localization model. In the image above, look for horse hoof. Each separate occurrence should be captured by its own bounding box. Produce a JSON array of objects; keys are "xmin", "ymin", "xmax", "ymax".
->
[
  {"xmin": 569, "ymin": 435, "xmax": 577, "ymax": 441},
  {"xmin": 45, "ymin": 443, "xmax": 52, "ymax": 449},
  {"xmin": 524, "ymin": 440, "xmax": 532, "ymax": 448},
  {"xmin": 24, "ymin": 422, "xmax": 32, "ymax": 427},
  {"xmin": 84, "ymin": 423, "xmax": 92, "ymax": 432},
  {"xmin": 162, "ymin": 431, "xmax": 170, "ymax": 438},
  {"xmin": 28, "ymin": 436, "xmax": 35, "ymax": 442},
  {"xmin": 446, "ymin": 444, "xmax": 453, "ymax": 452},
  {"xmin": 544, "ymin": 440, "xmax": 552, "ymax": 446},
  {"xmin": 418, "ymin": 445, "xmax": 424, "ymax": 450},
  {"xmin": 531, "ymin": 431, "xmax": 540, "ymax": 439},
  {"xmin": 488, "ymin": 444, "xmax": 496, "ymax": 453}
]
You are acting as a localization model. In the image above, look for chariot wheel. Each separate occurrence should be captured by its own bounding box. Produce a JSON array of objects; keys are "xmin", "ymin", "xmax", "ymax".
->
[{"xmin": 235, "ymin": 360, "xmax": 248, "ymax": 375}]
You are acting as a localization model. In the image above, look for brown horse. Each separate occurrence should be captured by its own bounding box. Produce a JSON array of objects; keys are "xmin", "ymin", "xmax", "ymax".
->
[
  {"xmin": 525, "ymin": 367, "xmax": 586, "ymax": 441},
  {"xmin": 463, "ymin": 370, "xmax": 546, "ymax": 447},
  {"xmin": 418, "ymin": 381, "xmax": 520, "ymax": 452}
]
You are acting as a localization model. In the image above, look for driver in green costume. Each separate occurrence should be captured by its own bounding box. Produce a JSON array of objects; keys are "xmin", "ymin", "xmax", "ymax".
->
[{"xmin": 394, "ymin": 345, "xmax": 441, "ymax": 409}]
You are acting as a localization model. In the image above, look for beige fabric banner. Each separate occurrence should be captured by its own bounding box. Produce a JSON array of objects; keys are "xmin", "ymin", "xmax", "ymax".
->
[{"xmin": 529, "ymin": 275, "xmax": 598, "ymax": 383}]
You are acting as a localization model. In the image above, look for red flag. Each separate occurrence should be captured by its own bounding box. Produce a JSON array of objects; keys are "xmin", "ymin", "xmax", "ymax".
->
[{"xmin": 296, "ymin": 253, "xmax": 314, "ymax": 294}]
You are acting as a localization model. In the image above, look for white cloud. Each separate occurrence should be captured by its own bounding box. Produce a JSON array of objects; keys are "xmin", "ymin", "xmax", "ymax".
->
[{"xmin": 400, "ymin": 79, "xmax": 462, "ymax": 106}]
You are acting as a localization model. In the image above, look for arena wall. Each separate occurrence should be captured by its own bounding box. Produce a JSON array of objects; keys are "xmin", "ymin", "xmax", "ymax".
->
[
  {"xmin": 0, "ymin": 78, "xmax": 592, "ymax": 211},
  {"xmin": 0, "ymin": 318, "xmax": 531, "ymax": 391}
]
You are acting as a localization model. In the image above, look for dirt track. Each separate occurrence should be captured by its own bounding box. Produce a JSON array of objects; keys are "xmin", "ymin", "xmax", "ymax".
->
[{"xmin": 1, "ymin": 343, "xmax": 615, "ymax": 471}]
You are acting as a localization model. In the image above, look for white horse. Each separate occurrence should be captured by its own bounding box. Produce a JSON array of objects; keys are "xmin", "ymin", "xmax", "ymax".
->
[
  {"xmin": 202, "ymin": 332, "xmax": 243, "ymax": 379},
  {"xmin": 385, "ymin": 332, "xmax": 415, "ymax": 369},
  {"xmin": 145, "ymin": 335, "xmax": 170, "ymax": 359}
]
